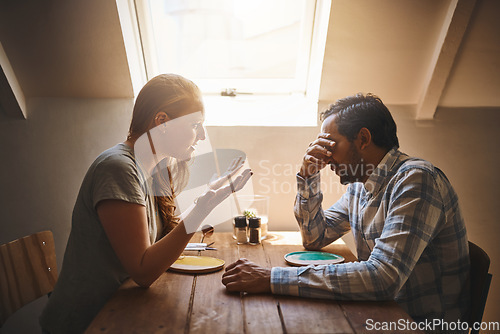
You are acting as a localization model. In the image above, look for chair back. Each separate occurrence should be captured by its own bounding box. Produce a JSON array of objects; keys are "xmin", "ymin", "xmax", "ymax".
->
[
  {"xmin": 468, "ymin": 241, "xmax": 492, "ymax": 334},
  {"xmin": 0, "ymin": 231, "xmax": 58, "ymax": 326}
]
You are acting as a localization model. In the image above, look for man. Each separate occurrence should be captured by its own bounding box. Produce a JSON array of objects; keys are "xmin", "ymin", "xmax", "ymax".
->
[{"xmin": 222, "ymin": 93, "xmax": 470, "ymax": 326}]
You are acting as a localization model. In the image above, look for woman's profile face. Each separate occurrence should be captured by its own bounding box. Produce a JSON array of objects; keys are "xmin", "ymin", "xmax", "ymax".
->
[{"xmin": 154, "ymin": 110, "xmax": 206, "ymax": 162}]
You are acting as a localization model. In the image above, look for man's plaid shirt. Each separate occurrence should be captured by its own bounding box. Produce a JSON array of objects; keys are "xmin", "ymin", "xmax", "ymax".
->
[{"xmin": 270, "ymin": 148, "xmax": 470, "ymax": 324}]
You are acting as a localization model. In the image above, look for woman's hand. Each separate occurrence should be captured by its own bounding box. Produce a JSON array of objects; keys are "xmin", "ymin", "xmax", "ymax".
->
[
  {"xmin": 208, "ymin": 156, "xmax": 245, "ymax": 190},
  {"xmin": 196, "ymin": 167, "xmax": 252, "ymax": 216}
]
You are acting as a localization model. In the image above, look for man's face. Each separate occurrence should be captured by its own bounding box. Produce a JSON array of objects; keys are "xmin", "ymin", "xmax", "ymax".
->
[{"xmin": 321, "ymin": 115, "xmax": 365, "ymax": 185}]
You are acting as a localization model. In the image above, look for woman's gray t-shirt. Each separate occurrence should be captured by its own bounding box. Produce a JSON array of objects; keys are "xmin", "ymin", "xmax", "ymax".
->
[{"xmin": 40, "ymin": 143, "xmax": 158, "ymax": 333}]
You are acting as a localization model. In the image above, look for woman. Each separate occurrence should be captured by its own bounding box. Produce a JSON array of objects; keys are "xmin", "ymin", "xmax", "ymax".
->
[{"xmin": 40, "ymin": 74, "xmax": 251, "ymax": 333}]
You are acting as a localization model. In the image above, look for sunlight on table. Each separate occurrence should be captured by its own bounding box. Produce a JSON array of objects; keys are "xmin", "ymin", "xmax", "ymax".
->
[{"xmin": 265, "ymin": 231, "xmax": 347, "ymax": 246}]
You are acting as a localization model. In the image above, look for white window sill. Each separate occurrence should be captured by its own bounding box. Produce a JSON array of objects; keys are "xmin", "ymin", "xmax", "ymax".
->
[{"xmin": 203, "ymin": 94, "xmax": 318, "ymax": 127}]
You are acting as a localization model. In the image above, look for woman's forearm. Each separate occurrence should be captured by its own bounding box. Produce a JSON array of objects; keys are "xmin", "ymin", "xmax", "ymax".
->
[{"xmin": 129, "ymin": 204, "xmax": 209, "ymax": 287}]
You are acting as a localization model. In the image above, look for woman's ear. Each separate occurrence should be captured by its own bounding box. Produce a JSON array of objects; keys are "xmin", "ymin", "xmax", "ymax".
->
[
  {"xmin": 154, "ymin": 112, "xmax": 170, "ymax": 127},
  {"xmin": 357, "ymin": 128, "xmax": 372, "ymax": 150}
]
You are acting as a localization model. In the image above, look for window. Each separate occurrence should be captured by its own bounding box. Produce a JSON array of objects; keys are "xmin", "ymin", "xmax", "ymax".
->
[{"xmin": 120, "ymin": 0, "xmax": 330, "ymax": 126}]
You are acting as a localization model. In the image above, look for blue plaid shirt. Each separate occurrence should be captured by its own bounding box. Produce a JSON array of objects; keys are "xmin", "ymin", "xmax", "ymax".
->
[{"xmin": 271, "ymin": 148, "xmax": 470, "ymax": 324}]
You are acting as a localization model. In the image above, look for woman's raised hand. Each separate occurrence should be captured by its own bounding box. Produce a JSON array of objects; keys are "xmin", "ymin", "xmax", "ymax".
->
[
  {"xmin": 208, "ymin": 156, "xmax": 245, "ymax": 190},
  {"xmin": 196, "ymin": 167, "xmax": 252, "ymax": 215}
]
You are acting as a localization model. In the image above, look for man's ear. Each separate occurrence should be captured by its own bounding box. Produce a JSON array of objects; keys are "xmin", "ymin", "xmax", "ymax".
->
[
  {"xmin": 154, "ymin": 112, "xmax": 170, "ymax": 126},
  {"xmin": 357, "ymin": 128, "xmax": 372, "ymax": 150}
]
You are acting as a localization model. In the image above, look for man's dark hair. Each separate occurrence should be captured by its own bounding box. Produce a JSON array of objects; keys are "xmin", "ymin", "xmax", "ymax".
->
[{"xmin": 320, "ymin": 93, "xmax": 399, "ymax": 150}]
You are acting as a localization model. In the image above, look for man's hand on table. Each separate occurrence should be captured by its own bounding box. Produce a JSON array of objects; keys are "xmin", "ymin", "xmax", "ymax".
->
[{"xmin": 221, "ymin": 258, "xmax": 272, "ymax": 293}]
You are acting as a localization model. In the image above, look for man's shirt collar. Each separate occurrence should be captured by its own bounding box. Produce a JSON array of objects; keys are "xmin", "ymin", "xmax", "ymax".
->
[{"xmin": 363, "ymin": 147, "xmax": 408, "ymax": 196}]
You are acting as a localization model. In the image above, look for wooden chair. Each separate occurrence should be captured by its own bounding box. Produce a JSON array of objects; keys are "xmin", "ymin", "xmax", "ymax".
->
[
  {"xmin": 0, "ymin": 231, "xmax": 58, "ymax": 327},
  {"xmin": 468, "ymin": 241, "xmax": 492, "ymax": 334}
]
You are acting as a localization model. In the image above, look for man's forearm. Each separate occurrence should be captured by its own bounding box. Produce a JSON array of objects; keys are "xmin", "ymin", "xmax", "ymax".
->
[{"xmin": 295, "ymin": 172, "xmax": 329, "ymax": 248}]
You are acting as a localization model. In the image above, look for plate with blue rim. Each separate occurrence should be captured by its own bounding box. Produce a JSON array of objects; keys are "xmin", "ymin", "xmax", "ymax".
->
[{"xmin": 284, "ymin": 251, "xmax": 344, "ymax": 266}]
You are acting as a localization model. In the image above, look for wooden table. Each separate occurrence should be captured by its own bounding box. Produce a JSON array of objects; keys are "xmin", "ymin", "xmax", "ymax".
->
[{"xmin": 86, "ymin": 232, "xmax": 421, "ymax": 333}]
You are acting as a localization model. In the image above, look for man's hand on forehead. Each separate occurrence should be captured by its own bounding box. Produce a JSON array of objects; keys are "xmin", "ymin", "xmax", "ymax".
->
[
  {"xmin": 300, "ymin": 133, "xmax": 336, "ymax": 178},
  {"xmin": 315, "ymin": 133, "xmax": 335, "ymax": 149}
]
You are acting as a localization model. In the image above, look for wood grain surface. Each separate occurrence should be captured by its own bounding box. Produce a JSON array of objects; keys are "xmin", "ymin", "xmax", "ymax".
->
[{"xmin": 86, "ymin": 232, "xmax": 422, "ymax": 334}]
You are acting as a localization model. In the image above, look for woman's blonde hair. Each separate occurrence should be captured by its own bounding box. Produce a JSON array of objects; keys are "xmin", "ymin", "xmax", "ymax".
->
[{"xmin": 128, "ymin": 74, "xmax": 204, "ymax": 236}]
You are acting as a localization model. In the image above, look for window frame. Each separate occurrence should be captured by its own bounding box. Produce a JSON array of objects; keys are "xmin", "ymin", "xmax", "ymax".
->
[
  {"xmin": 117, "ymin": 0, "xmax": 331, "ymax": 126},
  {"xmin": 137, "ymin": 0, "xmax": 316, "ymax": 95}
]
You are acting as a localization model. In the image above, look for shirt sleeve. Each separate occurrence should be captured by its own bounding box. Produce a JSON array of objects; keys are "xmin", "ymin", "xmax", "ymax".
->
[
  {"xmin": 91, "ymin": 155, "xmax": 146, "ymax": 209},
  {"xmin": 294, "ymin": 172, "xmax": 351, "ymax": 250},
  {"xmin": 275, "ymin": 168, "xmax": 445, "ymax": 300}
]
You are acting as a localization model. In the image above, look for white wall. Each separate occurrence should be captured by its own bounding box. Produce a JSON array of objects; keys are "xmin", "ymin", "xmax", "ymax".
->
[{"xmin": 1, "ymin": 101, "xmax": 498, "ymax": 331}]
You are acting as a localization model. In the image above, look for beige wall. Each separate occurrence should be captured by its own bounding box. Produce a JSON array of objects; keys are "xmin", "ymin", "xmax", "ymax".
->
[
  {"xmin": 319, "ymin": 0, "xmax": 452, "ymax": 105},
  {"xmin": 440, "ymin": 0, "xmax": 500, "ymax": 107},
  {"xmin": 1, "ymin": 101, "xmax": 498, "ymax": 330}
]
